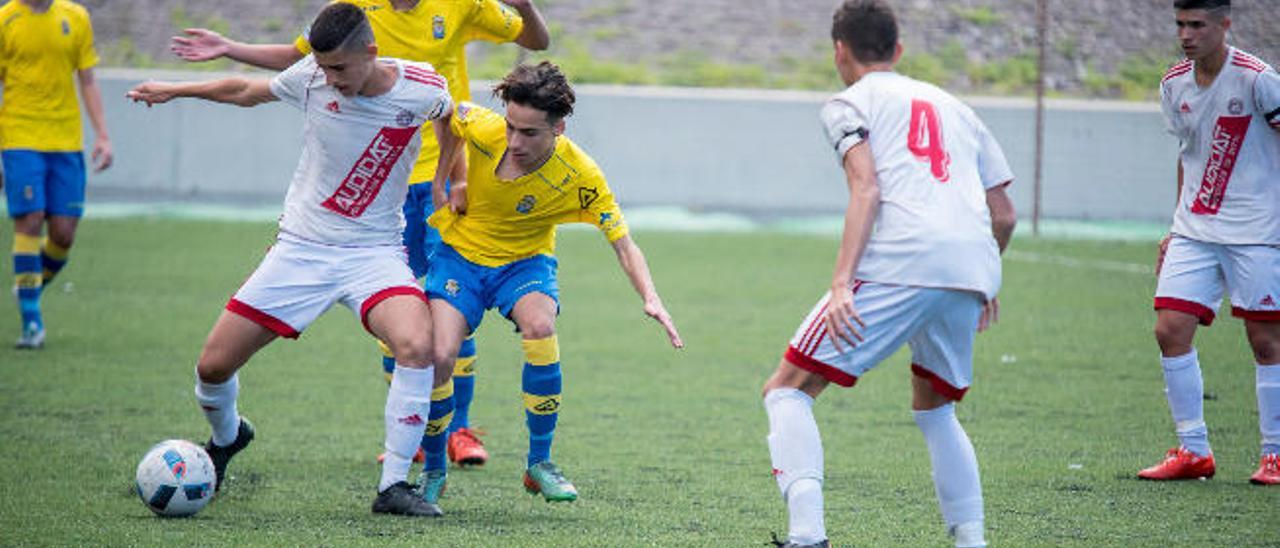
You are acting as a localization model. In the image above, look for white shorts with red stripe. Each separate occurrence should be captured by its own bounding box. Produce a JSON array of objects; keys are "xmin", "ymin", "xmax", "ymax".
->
[
  {"xmin": 1154, "ymin": 236, "xmax": 1280, "ymax": 325},
  {"xmin": 226, "ymin": 232, "xmax": 426, "ymax": 339},
  {"xmin": 785, "ymin": 281, "xmax": 984, "ymax": 400}
]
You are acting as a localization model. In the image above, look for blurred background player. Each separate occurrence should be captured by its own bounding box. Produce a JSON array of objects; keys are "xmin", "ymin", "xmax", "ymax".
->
[
  {"xmin": 129, "ymin": 3, "xmax": 455, "ymax": 516},
  {"xmin": 425, "ymin": 61, "xmax": 683, "ymax": 509},
  {"xmin": 761, "ymin": 1, "xmax": 1016, "ymax": 546},
  {"xmin": 1140, "ymin": 0, "xmax": 1280, "ymax": 486},
  {"xmin": 0, "ymin": 0, "xmax": 112, "ymax": 348},
  {"xmin": 170, "ymin": 0, "xmax": 550, "ymax": 473}
]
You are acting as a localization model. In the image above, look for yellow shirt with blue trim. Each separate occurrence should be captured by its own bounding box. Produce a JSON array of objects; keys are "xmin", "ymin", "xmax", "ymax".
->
[
  {"xmin": 0, "ymin": 0, "xmax": 99, "ymax": 151},
  {"xmin": 429, "ymin": 102, "xmax": 630, "ymax": 267},
  {"xmin": 295, "ymin": 0, "xmax": 524, "ymax": 184}
]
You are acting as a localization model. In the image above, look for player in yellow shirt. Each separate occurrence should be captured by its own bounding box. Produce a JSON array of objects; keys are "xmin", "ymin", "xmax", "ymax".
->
[
  {"xmin": 0, "ymin": 0, "xmax": 112, "ymax": 349},
  {"xmin": 170, "ymin": 0, "xmax": 548, "ymax": 474},
  {"xmin": 424, "ymin": 61, "xmax": 683, "ymax": 505}
]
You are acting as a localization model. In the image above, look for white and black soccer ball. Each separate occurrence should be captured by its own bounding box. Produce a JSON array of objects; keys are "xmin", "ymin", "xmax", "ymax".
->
[{"xmin": 134, "ymin": 439, "xmax": 216, "ymax": 517}]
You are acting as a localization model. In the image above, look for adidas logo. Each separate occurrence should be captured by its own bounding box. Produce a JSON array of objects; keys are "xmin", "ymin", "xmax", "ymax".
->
[
  {"xmin": 1180, "ymin": 101, "xmax": 1191, "ymax": 113},
  {"xmin": 1262, "ymin": 295, "xmax": 1276, "ymax": 307},
  {"xmin": 771, "ymin": 468, "xmax": 783, "ymax": 477},
  {"xmin": 397, "ymin": 414, "xmax": 424, "ymax": 426},
  {"xmin": 326, "ymin": 101, "xmax": 341, "ymax": 113}
]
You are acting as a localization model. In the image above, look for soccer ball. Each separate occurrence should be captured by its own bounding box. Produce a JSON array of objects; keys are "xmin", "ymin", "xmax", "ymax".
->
[{"xmin": 134, "ymin": 439, "xmax": 216, "ymax": 517}]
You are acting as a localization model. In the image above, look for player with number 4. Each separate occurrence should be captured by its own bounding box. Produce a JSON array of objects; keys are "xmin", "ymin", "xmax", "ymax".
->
[{"xmin": 760, "ymin": 1, "xmax": 1017, "ymax": 547}]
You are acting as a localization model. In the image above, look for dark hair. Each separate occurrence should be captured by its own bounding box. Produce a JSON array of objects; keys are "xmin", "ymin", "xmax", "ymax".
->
[
  {"xmin": 494, "ymin": 62, "xmax": 576, "ymax": 123},
  {"xmin": 831, "ymin": 0, "xmax": 898, "ymax": 64},
  {"xmin": 308, "ymin": 3, "xmax": 374, "ymax": 54},
  {"xmin": 1174, "ymin": 0, "xmax": 1230, "ymax": 9}
]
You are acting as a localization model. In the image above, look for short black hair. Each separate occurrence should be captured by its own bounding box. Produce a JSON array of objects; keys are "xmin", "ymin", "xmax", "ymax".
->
[
  {"xmin": 308, "ymin": 3, "xmax": 374, "ymax": 54},
  {"xmin": 494, "ymin": 62, "xmax": 575, "ymax": 123},
  {"xmin": 831, "ymin": 0, "xmax": 898, "ymax": 64},
  {"xmin": 1174, "ymin": 0, "xmax": 1230, "ymax": 9}
]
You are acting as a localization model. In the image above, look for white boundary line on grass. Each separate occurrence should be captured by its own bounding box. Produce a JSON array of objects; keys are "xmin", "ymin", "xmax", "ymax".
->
[{"xmin": 1005, "ymin": 250, "xmax": 1153, "ymax": 275}]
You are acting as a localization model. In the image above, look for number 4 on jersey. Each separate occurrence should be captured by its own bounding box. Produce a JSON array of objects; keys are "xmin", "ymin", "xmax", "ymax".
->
[{"xmin": 908, "ymin": 99, "xmax": 951, "ymax": 183}]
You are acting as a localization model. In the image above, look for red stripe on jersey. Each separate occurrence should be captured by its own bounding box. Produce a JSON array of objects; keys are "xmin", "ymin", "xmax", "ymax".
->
[
  {"xmin": 1233, "ymin": 51, "xmax": 1269, "ymax": 68},
  {"xmin": 1162, "ymin": 60, "xmax": 1193, "ymax": 83},
  {"xmin": 404, "ymin": 66, "xmax": 444, "ymax": 82},
  {"xmin": 1231, "ymin": 60, "xmax": 1265, "ymax": 73},
  {"xmin": 405, "ymin": 75, "xmax": 445, "ymax": 89},
  {"xmin": 322, "ymin": 125, "xmax": 419, "ymax": 218}
]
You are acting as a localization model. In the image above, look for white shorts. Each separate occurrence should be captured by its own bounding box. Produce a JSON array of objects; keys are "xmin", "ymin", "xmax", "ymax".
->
[
  {"xmin": 226, "ymin": 233, "xmax": 426, "ymax": 338},
  {"xmin": 785, "ymin": 281, "xmax": 984, "ymax": 400},
  {"xmin": 1154, "ymin": 236, "xmax": 1280, "ymax": 325}
]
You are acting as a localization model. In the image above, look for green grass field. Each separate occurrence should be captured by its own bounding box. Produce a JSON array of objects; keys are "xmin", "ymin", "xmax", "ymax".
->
[{"xmin": 0, "ymin": 219, "xmax": 1276, "ymax": 546}]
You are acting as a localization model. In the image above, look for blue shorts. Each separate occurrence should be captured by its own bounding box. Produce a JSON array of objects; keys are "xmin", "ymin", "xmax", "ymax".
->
[
  {"xmin": 3, "ymin": 150, "xmax": 86, "ymax": 218},
  {"xmin": 425, "ymin": 242, "xmax": 560, "ymax": 332},
  {"xmin": 402, "ymin": 181, "xmax": 438, "ymax": 278}
]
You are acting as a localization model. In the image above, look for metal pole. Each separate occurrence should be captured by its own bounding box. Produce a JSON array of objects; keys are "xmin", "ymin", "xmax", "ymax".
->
[{"xmin": 1033, "ymin": 0, "xmax": 1048, "ymax": 237}]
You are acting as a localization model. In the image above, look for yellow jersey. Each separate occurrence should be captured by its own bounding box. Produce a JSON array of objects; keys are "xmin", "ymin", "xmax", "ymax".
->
[
  {"xmin": 0, "ymin": 0, "xmax": 99, "ymax": 151},
  {"xmin": 429, "ymin": 102, "xmax": 629, "ymax": 267},
  {"xmin": 296, "ymin": 0, "xmax": 524, "ymax": 184}
]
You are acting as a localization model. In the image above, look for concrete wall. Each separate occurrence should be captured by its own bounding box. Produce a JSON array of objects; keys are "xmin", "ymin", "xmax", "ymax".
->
[{"xmin": 85, "ymin": 69, "xmax": 1179, "ymax": 221}]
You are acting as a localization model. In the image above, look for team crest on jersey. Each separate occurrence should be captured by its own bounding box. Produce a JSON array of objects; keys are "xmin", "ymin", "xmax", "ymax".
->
[
  {"xmin": 445, "ymin": 279, "xmax": 461, "ymax": 297},
  {"xmin": 578, "ymin": 187, "xmax": 598, "ymax": 209},
  {"xmin": 1228, "ymin": 98, "xmax": 1244, "ymax": 115},
  {"xmin": 396, "ymin": 109, "xmax": 415, "ymax": 127},
  {"xmin": 599, "ymin": 211, "xmax": 620, "ymax": 231},
  {"xmin": 61, "ymin": 19, "xmax": 69, "ymax": 35},
  {"xmin": 432, "ymin": 15, "xmax": 446, "ymax": 39},
  {"xmin": 516, "ymin": 195, "xmax": 537, "ymax": 214}
]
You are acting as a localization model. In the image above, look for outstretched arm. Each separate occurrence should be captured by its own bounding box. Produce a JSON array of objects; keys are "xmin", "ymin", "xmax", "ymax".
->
[
  {"xmin": 501, "ymin": 0, "xmax": 551, "ymax": 50},
  {"xmin": 609, "ymin": 235, "xmax": 683, "ymax": 348},
  {"xmin": 76, "ymin": 68, "xmax": 112, "ymax": 172},
  {"xmin": 127, "ymin": 77, "xmax": 277, "ymax": 108},
  {"xmin": 171, "ymin": 28, "xmax": 303, "ymax": 71}
]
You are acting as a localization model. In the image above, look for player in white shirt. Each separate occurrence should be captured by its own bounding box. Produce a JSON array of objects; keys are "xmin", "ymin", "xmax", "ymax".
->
[
  {"xmin": 1139, "ymin": 0, "xmax": 1280, "ymax": 486},
  {"xmin": 760, "ymin": 2, "xmax": 1016, "ymax": 547},
  {"xmin": 127, "ymin": 4, "xmax": 455, "ymax": 516}
]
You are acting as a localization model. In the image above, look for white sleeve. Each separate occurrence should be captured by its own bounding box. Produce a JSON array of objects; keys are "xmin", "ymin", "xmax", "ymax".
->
[
  {"xmin": 972, "ymin": 115, "xmax": 1014, "ymax": 189},
  {"xmin": 424, "ymin": 92, "xmax": 452, "ymax": 121},
  {"xmin": 1255, "ymin": 68, "xmax": 1280, "ymax": 131},
  {"xmin": 1159, "ymin": 81, "xmax": 1181, "ymax": 138},
  {"xmin": 819, "ymin": 97, "xmax": 869, "ymax": 163},
  {"xmin": 269, "ymin": 55, "xmax": 318, "ymax": 109}
]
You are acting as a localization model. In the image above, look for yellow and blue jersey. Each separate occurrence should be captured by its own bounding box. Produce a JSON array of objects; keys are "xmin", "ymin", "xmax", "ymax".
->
[
  {"xmin": 429, "ymin": 102, "xmax": 629, "ymax": 267},
  {"xmin": 0, "ymin": 0, "xmax": 99, "ymax": 151},
  {"xmin": 295, "ymin": 0, "xmax": 524, "ymax": 184}
]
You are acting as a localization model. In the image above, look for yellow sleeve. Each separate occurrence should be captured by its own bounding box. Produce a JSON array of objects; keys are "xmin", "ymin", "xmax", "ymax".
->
[
  {"xmin": 450, "ymin": 101, "xmax": 502, "ymax": 142},
  {"xmin": 74, "ymin": 8, "xmax": 99, "ymax": 70},
  {"xmin": 576, "ymin": 172, "xmax": 629, "ymax": 242},
  {"xmin": 293, "ymin": 34, "xmax": 311, "ymax": 55},
  {"xmin": 467, "ymin": 0, "xmax": 524, "ymax": 44}
]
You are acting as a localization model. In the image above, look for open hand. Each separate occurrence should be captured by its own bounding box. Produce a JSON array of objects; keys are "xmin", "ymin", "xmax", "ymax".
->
[
  {"xmin": 822, "ymin": 286, "xmax": 865, "ymax": 352},
  {"xmin": 644, "ymin": 298, "xmax": 683, "ymax": 349},
  {"xmin": 171, "ymin": 28, "xmax": 231, "ymax": 62},
  {"xmin": 978, "ymin": 297, "xmax": 999, "ymax": 333}
]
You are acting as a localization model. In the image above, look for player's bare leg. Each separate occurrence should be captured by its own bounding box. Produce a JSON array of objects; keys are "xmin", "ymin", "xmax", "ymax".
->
[
  {"xmin": 1142, "ymin": 309, "xmax": 1216, "ymax": 479},
  {"xmin": 762, "ymin": 360, "xmax": 830, "ymax": 547},
  {"xmin": 365, "ymin": 294, "xmax": 444, "ymax": 516},
  {"xmin": 911, "ymin": 374, "xmax": 985, "ymax": 548},
  {"xmin": 1246, "ymin": 319, "xmax": 1280, "ymax": 485},
  {"xmin": 510, "ymin": 292, "xmax": 576, "ymax": 502},
  {"xmin": 194, "ymin": 310, "xmax": 277, "ymax": 492}
]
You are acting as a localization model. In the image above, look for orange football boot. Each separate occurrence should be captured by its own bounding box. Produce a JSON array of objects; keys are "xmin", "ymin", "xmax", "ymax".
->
[
  {"xmin": 1137, "ymin": 447, "xmax": 1216, "ymax": 480},
  {"xmin": 1249, "ymin": 454, "xmax": 1280, "ymax": 485},
  {"xmin": 447, "ymin": 427, "xmax": 489, "ymax": 466}
]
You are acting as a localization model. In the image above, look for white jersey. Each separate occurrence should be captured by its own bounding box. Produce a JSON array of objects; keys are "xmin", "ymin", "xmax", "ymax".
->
[
  {"xmin": 269, "ymin": 55, "xmax": 452, "ymax": 247},
  {"xmin": 1161, "ymin": 47, "xmax": 1280, "ymax": 245},
  {"xmin": 820, "ymin": 71, "xmax": 1013, "ymax": 300}
]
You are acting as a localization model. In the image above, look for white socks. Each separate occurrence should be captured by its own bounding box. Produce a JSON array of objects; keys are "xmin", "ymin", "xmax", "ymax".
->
[
  {"xmin": 1162, "ymin": 349, "xmax": 1211, "ymax": 456},
  {"xmin": 195, "ymin": 371, "xmax": 240, "ymax": 447},
  {"xmin": 764, "ymin": 388, "xmax": 826, "ymax": 546},
  {"xmin": 380, "ymin": 364, "xmax": 434, "ymax": 492},
  {"xmin": 914, "ymin": 403, "xmax": 984, "ymax": 544},
  {"xmin": 1258, "ymin": 364, "xmax": 1280, "ymax": 456}
]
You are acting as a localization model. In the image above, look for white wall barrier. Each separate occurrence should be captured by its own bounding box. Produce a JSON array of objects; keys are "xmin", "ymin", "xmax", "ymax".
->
[{"xmin": 87, "ymin": 68, "xmax": 1178, "ymax": 222}]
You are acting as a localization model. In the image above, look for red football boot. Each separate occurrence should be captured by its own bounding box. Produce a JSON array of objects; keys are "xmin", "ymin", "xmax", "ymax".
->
[
  {"xmin": 376, "ymin": 447, "xmax": 425, "ymax": 464},
  {"xmin": 1137, "ymin": 447, "xmax": 1216, "ymax": 480},
  {"xmin": 447, "ymin": 427, "xmax": 489, "ymax": 466},
  {"xmin": 1249, "ymin": 454, "xmax": 1280, "ymax": 485}
]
